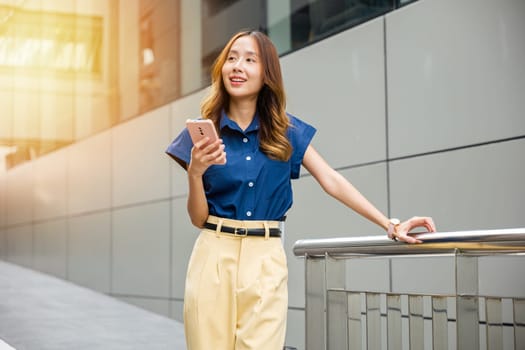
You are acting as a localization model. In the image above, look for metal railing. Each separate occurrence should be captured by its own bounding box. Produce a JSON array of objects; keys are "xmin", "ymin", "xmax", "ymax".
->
[{"xmin": 293, "ymin": 228, "xmax": 525, "ymax": 350}]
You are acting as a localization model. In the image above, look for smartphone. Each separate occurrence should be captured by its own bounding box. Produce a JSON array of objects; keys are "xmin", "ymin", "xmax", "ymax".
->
[{"xmin": 186, "ymin": 119, "xmax": 219, "ymax": 145}]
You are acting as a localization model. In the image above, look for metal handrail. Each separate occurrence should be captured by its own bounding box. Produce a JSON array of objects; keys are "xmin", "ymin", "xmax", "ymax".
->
[{"xmin": 293, "ymin": 228, "xmax": 525, "ymax": 257}]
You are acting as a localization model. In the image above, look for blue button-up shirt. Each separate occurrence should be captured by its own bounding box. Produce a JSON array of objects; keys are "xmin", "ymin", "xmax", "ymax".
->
[{"xmin": 166, "ymin": 111, "xmax": 316, "ymax": 221}]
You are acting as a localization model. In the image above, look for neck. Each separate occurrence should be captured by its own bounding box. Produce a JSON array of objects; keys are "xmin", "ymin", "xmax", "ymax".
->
[{"xmin": 227, "ymin": 99, "xmax": 257, "ymax": 130}]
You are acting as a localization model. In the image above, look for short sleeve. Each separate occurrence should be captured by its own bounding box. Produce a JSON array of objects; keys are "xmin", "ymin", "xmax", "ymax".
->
[
  {"xmin": 288, "ymin": 114, "xmax": 316, "ymax": 179},
  {"xmin": 165, "ymin": 128, "xmax": 193, "ymax": 169}
]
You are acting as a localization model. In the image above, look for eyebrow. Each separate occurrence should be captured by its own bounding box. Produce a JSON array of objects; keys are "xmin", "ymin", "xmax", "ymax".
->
[{"xmin": 229, "ymin": 49, "xmax": 258, "ymax": 57}]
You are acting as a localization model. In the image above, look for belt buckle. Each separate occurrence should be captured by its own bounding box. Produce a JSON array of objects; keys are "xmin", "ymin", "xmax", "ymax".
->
[{"xmin": 234, "ymin": 227, "xmax": 248, "ymax": 236}]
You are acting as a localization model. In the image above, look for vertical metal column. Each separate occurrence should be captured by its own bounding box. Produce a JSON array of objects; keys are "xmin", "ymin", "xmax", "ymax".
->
[
  {"xmin": 432, "ymin": 296, "xmax": 449, "ymax": 350},
  {"xmin": 305, "ymin": 257, "xmax": 326, "ymax": 350},
  {"xmin": 486, "ymin": 298, "xmax": 503, "ymax": 350},
  {"xmin": 409, "ymin": 295, "xmax": 424, "ymax": 350},
  {"xmin": 387, "ymin": 294, "xmax": 402, "ymax": 350},
  {"xmin": 366, "ymin": 293, "xmax": 382, "ymax": 350},
  {"xmin": 514, "ymin": 299, "xmax": 524, "ymax": 350},
  {"xmin": 455, "ymin": 253, "xmax": 479, "ymax": 350},
  {"xmin": 326, "ymin": 255, "xmax": 347, "ymax": 350},
  {"xmin": 327, "ymin": 290, "xmax": 348, "ymax": 350},
  {"xmin": 348, "ymin": 292, "xmax": 362, "ymax": 349}
]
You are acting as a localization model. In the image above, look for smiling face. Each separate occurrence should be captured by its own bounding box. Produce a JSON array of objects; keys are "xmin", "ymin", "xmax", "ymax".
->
[{"xmin": 221, "ymin": 35, "xmax": 265, "ymax": 101}]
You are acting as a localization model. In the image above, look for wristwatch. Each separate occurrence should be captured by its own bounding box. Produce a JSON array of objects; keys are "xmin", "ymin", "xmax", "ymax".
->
[{"xmin": 387, "ymin": 218, "xmax": 400, "ymax": 241}]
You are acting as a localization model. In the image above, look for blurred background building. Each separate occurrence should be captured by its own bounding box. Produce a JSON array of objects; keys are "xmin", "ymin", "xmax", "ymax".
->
[{"xmin": 0, "ymin": 0, "xmax": 524, "ymax": 348}]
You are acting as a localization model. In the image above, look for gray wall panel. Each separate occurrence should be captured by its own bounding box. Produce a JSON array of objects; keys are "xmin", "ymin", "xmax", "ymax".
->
[
  {"xmin": 282, "ymin": 18, "xmax": 387, "ymax": 168},
  {"xmin": 170, "ymin": 300, "xmax": 184, "ymax": 323},
  {"xmin": 0, "ymin": 229, "xmax": 4, "ymax": 260},
  {"xmin": 286, "ymin": 308, "xmax": 305, "ymax": 350},
  {"xmin": 171, "ymin": 198, "xmax": 196, "ymax": 299},
  {"xmin": 33, "ymin": 219, "xmax": 67, "ymax": 279},
  {"xmin": 6, "ymin": 163, "xmax": 33, "ymax": 226},
  {"xmin": 169, "ymin": 164, "xmax": 188, "ymax": 199},
  {"xmin": 112, "ymin": 201, "xmax": 171, "ymax": 298},
  {"xmin": 6, "ymin": 225, "xmax": 33, "ymax": 268},
  {"xmin": 345, "ymin": 258, "xmax": 391, "ymax": 292},
  {"xmin": 68, "ymin": 130, "xmax": 112, "ymax": 215},
  {"xmin": 389, "ymin": 139, "xmax": 525, "ymax": 232},
  {"xmin": 387, "ymin": 0, "xmax": 525, "ymax": 157},
  {"xmin": 0, "ymin": 175, "xmax": 6, "ymax": 228},
  {"xmin": 479, "ymin": 255, "xmax": 525, "ymax": 298},
  {"xmin": 68, "ymin": 212, "xmax": 111, "ymax": 293},
  {"xmin": 33, "ymin": 150, "xmax": 68, "ymax": 221},
  {"xmin": 392, "ymin": 256, "xmax": 456, "ymax": 295},
  {"xmin": 112, "ymin": 105, "xmax": 171, "ymax": 207},
  {"xmin": 0, "ymin": 174, "xmax": 4, "ymax": 257}
]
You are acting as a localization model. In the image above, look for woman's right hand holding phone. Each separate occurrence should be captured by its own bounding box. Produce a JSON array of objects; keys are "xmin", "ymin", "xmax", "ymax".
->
[{"xmin": 188, "ymin": 137, "xmax": 227, "ymax": 177}]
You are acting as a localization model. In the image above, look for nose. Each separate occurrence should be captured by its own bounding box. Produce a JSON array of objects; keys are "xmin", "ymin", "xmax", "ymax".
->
[{"xmin": 233, "ymin": 58, "xmax": 244, "ymax": 71}]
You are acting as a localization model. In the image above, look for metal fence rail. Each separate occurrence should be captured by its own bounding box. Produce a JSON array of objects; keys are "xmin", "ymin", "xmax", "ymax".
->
[{"xmin": 293, "ymin": 228, "xmax": 525, "ymax": 350}]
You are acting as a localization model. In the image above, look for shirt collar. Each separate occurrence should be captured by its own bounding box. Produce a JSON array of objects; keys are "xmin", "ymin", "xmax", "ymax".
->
[{"xmin": 220, "ymin": 109, "xmax": 260, "ymax": 134}]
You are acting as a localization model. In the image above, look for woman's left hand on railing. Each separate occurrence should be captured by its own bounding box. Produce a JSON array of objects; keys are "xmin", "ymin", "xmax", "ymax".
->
[{"xmin": 392, "ymin": 216, "xmax": 437, "ymax": 244}]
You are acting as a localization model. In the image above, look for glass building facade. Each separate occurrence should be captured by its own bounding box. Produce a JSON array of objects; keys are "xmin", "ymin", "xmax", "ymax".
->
[{"xmin": 0, "ymin": 0, "xmax": 415, "ymax": 170}]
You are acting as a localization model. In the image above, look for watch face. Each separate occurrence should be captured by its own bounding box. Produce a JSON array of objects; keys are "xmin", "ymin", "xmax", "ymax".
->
[{"xmin": 390, "ymin": 218, "xmax": 400, "ymax": 225}]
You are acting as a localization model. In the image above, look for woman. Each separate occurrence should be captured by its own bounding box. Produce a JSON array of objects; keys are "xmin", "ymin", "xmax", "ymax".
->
[{"xmin": 166, "ymin": 30, "xmax": 436, "ymax": 350}]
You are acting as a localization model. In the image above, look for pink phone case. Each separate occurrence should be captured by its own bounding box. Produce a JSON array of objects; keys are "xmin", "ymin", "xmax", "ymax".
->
[{"xmin": 186, "ymin": 119, "xmax": 219, "ymax": 144}]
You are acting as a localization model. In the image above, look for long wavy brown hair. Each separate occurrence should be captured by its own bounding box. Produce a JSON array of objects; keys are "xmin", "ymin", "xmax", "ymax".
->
[{"xmin": 200, "ymin": 30, "xmax": 292, "ymax": 161}]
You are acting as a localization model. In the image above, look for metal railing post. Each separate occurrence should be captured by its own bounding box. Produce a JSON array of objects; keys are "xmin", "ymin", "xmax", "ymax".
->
[
  {"xmin": 514, "ymin": 299, "xmax": 525, "ymax": 349},
  {"xmin": 456, "ymin": 253, "xmax": 480, "ymax": 350},
  {"xmin": 409, "ymin": 295, "xmax": 424, "ymax": 350},
  {"xmin": 366, "ymin": 293, "xmax": 382, "ymax": 350},
  {"xmin": 432, "ymin": 296, "xmax": 449, "ymax": 350},
  {"xmin": 326, "ymin": 255, "xmax": 347, "ymax": 350},
  {"xmin": 387, "ymin": 294, "xmax": 402, "ymax": 350},
  {"xmin": 305, "ymin": 256, "xmax": 326, "ymax": 350}
]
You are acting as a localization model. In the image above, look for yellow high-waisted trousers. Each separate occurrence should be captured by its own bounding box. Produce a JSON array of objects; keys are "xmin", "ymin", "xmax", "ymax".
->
[{"xmin": 183, "ymin": 216, "xmax": 288, "ymax": 350}]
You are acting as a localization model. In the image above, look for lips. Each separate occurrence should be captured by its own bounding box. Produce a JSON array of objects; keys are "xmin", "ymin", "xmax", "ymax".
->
[{"xmin": 229, "ymin": 76, "xmax": 246, "ymax": 84}]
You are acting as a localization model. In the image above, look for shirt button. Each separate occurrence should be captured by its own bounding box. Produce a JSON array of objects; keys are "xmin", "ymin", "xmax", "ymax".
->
[
  {"xmin": 246, "ymin": 211, "xmax": 252, "ymax": 217},
  {"xmin": 243, "ymin": 138, "xmax": 248, "ymax": 143},
  {"xmin": 246, "ymin": 156, "xmax": 251, "ymax": 161},
  {"xmin": 248, "ymin": 182, "xmax": 254, "ymax": 187}
]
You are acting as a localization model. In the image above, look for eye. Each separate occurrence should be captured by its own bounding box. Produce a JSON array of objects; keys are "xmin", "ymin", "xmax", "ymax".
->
[
  {"xmin": 227, "ymin": 56, "xmax": 237, "ymax": 62},
  {"xmin": 246, "ymin": 57, "xmax": 256, "ymax": 63}
]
